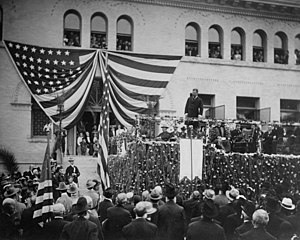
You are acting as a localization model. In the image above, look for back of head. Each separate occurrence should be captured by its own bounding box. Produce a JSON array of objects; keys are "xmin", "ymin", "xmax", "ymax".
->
[
  {"xmin": 83, "ymin": 195, "xmax": 93, "ymax": 209},
  {"xmin": 2, "ymin": 198, "xmax": 16, "ymax": 215},
  {"xmin": 191, "ymin": 191, "xmax": 200, "ymax": 200},
  {"xmin": 103, "ymin": 187, "xmax": 113, "ymax": 199},
  {"xmin": 252, "ymin": 209, "xmax": 269, "ymax": 228},
  {"xmin": 134, "ymin": 201, "xmax": 147, "ymax": 217},
  {"xmin": 116, "ymin": 193, "xmax": 127, "ymax": 205},
  {"xmin": 53, "ymin": 203, "xmax": 65, "ymax": 216}
]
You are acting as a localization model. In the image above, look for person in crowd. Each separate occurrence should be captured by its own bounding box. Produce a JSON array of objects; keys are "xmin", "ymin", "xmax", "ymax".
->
[
  {"xmin": 122, "ymin": 201, "xmax": 158, "ymax": 240},
  {"xmin": 60, "ymin": 197, "xmax": 98, "ymax": 240},
  {"xmin": 93, "ymin": 139, "xmax": 100, "ymax": 157},
  {"xmin": 55, "ymin": 166, "xmax": 66, "ymax": 184},
  {"xmin": 81, "ymin": 138, "xmax": 88, "ymax": 156},
  {"xmin": 124, "ymin": 192, "xmax": 135, "ymax": 219},
  {"xmin": 85, "ymin": 180, "xmax": 99, "ymax": 210},
  {"xmin": 104, "ymin": 193, "xmax": 132, "ymax": 240},
  {"xmin": 249, "ymin": 124, "xmax": 261, "ymax": 153},
  {"xmin": 286, "ymin": 200, "xmax": 300, "ymax": 235},
  {"xmin": 214, "ymin": 183, "xmax": 230, "ymax": 207},
  {"xmin": 183, "ymin": 190, "xmax": 202, "ymax": 224},
  {"xmin": 77, "ymin": 132, "xmax": 84, "ymax": 155},
  {"xmin": 156, "ymin": 182, "xmax": 187, "ymax": 240},
  {"xmin": 210, "ymin": 120, "xmax": 231, "ymax": 151},
  {"xmin": 66, "ymin": 175, "xmax": 77, "ymax": 189},
  {"xmin": 279, "ymin": 197, "xmax": 296, "ymax": 221},
  {"xmin": 149, "ymin": 188, "xmax": 162, "ymax": 224},
  {"xmin": 223, "ymin": 200, "xmax": 243, "ymax": 240},
  {"xmin": 4, "ymin": 186, "xmax": 26, "ymax": 221},
  {"xmin": 65, "ymin": 158, "xmax": 80, "ymax": 185},
  {"xmin": 240, "ymin": 209, "xmax": 276, "ymax": 240},
  {"xmin": 265, "ymin": 196, "xmax": 292, "ymax": 238},
  {"xmin": 184, "ymin": 88, "xmax": 203, "ymax": 136},
  {"xmin": 67, "ymin": 184, "xmax": 79, "ymax": 206},
  {"xmin": 0, "ymin": 198, "xmax": 19, "ymax": 240},
  {"xmin": 231, "ymin": 123, "xmax": 244, "ymax": 143},
  {"xmin": 43, "ymin": 203, "xmax": 68, "ymax": 240},
  {"xmin": 156, "ymin": 123, "xmax": 174, "ymax": 141},
  {"xmin": 86, "ymin": 131, "xmax": 93, "ymax": 156},
  {"xmin": 235, "ymin": 200, "xmax": 256, "ymax": 237},
  {"xmin": 98, "ymin": 187, "xmax": 114, "ymax": 223},
  {"xmin": 262, "ymin": 125, "xmax": 275, "ymax": 154},
  {"xmin": 56, "ymin": 182, "xmax": 73, "ymax": 214},
  {"xmin": 186, "ymin": 199, "xmax": 226, "ymax": 240}
]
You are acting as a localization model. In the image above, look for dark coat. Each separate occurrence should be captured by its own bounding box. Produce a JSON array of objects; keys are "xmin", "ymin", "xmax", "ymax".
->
[
  {"xmin": 235, "ymin": 221, "xmax": 253, "ymax": 237},
  {"xmin": 105, "ymin": 204, "xmax": 132, "ymax": 240},
  {"xmin": 217, "ymin": 202, "xmax": 236, "ymax": 226},
  {"xmin": 223, "ymin": 213, "xmax": 243, "ymax": 240},
  {"xmin": 239, "ymin": 227, "xmax": 276, "ymax": 240},
  {"xmin": 186, "ymin": 218, "xmax": 226, "ymax": 240},
  {"xmin": 184, "ymin": 96, "xmax": 203, "ymax": 117},
  {"xmin": 183, "ymin": 198, "xmax": 202, "ymax": 224},
  {"xmin": 43, "ymin": 217, "xmax": 69, "ymax": 240},
  {"xmin": 65, "ymin": 165, "xmax": 80, "ymax": 183},
  {"xmin": 0, "ymin": 212, "xmax": 19, "ymax": 240},
  {"xmin": 156, "ymin": 200, "xmax": 187, "ymax": 240},
  {"xmin": 266, "ymin": 212, "xmax": 290, "ymax": 238},
  {"xmin": 98, "ymin": 199, "xmax": 114, "ymax": 223},
  {"xmin": 59, "ymin": 216, "xmax": 98, "ymax": 240},
  {"xmin": 286, "ymin": 212, "xmax": 300, "ymax": 235},
  {"xmin": 20, "ymin": 206, "xmax": 43, "ymax": 240},
  {"xmin": 124, "ymin": 203, "xmax": 136, "ymax": 219},
  {"xmin": 122, "ymin": 218, "xmax": 157, "ymax": 240}
]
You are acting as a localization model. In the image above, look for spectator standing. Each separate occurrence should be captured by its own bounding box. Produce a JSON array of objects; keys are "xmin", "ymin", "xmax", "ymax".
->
[
  {"xmin": 183, "ymin": 190, "xmax": 202, "ymax": 224},
  {"xmin": 286, "ymin": 200, "xmax": 300, "ymax": 236},
  {"xmin": 56, "ymin": 182, "xmax": 73, "ymax": 214},
  {"xmin": 98, "ymin": 187, "xmax": 114, "ymax": 223},
  {"xmin": 0, "ymin": 198, "xmax": 19, "ymax": 240},
  {"xmin": 65, "ymin": 158, "xmax": 80, "ymax": 185},
  {"xmin": 235, "ymin": 201, "xmax": 256, "ymax": 237},
  {"xmin": 186, "ymin": 199, "xmax": 226, "ymax": 240},
  {"xmin": 156, "ymin": 182, "xmax": 187, "ymax": 240},
  {"xmin": 85, "ymin": 180, "xmax": 99, "ymax": 210}
]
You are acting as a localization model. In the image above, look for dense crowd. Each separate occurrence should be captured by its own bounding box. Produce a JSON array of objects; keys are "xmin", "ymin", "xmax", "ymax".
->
[
  {"xmin": 1, "ymin": 163, "xmax": 300, "ymax": 240},
  {"xmin": 90, "ymin": 34, "xmax": 107, "ymax": 49}
]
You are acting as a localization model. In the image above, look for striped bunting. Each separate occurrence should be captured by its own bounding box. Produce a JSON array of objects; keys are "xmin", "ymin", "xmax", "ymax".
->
[{"xmin": 103, "ymin": 51, "xmax": 182, "ymax": 128}]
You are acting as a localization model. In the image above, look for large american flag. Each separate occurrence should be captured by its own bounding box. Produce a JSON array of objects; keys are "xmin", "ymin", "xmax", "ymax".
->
[
  {"xmin": 33, "ymin": 138, "xmax": 53, "ymax": 224},
  {"xmin": 4, "ymin": 40, "xmax": 98, "ymax": 129}
]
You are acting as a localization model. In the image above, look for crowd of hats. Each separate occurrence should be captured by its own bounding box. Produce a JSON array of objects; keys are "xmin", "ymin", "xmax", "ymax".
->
[{"xmin": 107, "ymin": 140, "xmax": 300, "ymax": 202}]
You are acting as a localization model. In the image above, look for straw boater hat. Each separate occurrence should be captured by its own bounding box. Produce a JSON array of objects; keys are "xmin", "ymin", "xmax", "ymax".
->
[
  {"xmin": 68, "ymin": 157, "xmax": 75, "ymax": 162},
  {"xmin": 281, "ymin": 197, "xmax": 295, "ymax": 210},
  {"xmin": 150, "ymin": 189, "xmax": 162, "ymax": 201},
  {"xmin": 56, "ymin": 182, "xmax": 68, "ymax": 191},
  {"xmin": 226, "ymin": 188, "xmax": 239, "ymax": 202},
  {"xmin": 4, "ymin": 187, "xmax": 20, "ymax": 198},
  {"xmin": 86, "ymin": 180, "xmax": 96, "ymax": 189}
]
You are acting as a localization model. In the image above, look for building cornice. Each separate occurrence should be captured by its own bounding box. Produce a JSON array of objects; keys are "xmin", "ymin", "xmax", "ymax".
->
[{"xmin": 123, "ymin": 0, "xmax": 300, "ymax": 22}]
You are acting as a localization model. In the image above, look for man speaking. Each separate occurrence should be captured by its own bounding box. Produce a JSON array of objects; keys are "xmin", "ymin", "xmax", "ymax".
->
[{"xmin": 184, "ymin": 88, "xmax": 203, "ymax": 136}]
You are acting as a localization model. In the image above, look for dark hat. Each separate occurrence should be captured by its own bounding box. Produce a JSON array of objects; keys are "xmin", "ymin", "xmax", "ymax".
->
[
  {"xmin": 242, "ymin": 201, "xmax": 256, "ymax": 219},
  {"xmin": 68, "ymin": 158, "xmax": 75, "ymax": 162},
  {"xmin": 56, "ymin": 182, "xmax": 68, "ymax": 191},
  {"xmin": 165, "ymin": 182, "xmax": 177, "ymax": 199},
  {"xmin": 202, "ymin": 199, "xmax": 219, "ymax": 219},
  {"xmin": 103, "ymin": 187, "xmax": 113, "ymax": 198},
  {"xmin": 265, "ymin": 196, "xmax": 281, "ymax": 213},
  {"xmin": 4, "ymin": 186, "xmax": 20, "ymax": 198},
  {"xmin": 150, "ymin": 189, "xmax": 162, "ymax": 201},
  {"xmin": 75, "ymin": 197, "xmax": 89, "ymax": 214}
]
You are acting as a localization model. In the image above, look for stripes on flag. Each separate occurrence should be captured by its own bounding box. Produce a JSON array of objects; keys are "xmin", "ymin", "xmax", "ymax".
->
[{"xmin": 33, "ymin": 140, "xmax": 53, "ymax": 224}]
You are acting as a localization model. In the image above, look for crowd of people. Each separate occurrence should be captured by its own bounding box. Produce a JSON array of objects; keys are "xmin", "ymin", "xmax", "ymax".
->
[
  {"xmin": 90, "ymin": 34, "xmax": 107, "ymax": 49},
  {"xmin": 116, "ymin": 38, "xmax": 132, "ymax": 51},
  {"xmin": 1, "ymin": 165, "xmax": 300, "ymax": 240},
  {"xmin": 63, "ymin": 31, "xmax": 81, "ymax": 47},
  {"xmin": 209, "ymin": 45, "xmax": 222, "ymax": 59}
]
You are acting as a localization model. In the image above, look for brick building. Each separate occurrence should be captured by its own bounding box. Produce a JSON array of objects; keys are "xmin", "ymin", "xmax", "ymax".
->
[{"xmin": 0, "ymin": 0, "xmax": 300, "ymax": 168}]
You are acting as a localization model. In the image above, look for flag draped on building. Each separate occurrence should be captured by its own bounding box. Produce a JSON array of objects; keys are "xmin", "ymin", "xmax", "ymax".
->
[
  {"xmin": 33, "ymin": 139, "xmax": 53, "ymax": 224},
  {"xmin": 4, "ymin": 40, "xmax": 98, "ymax": 129}
]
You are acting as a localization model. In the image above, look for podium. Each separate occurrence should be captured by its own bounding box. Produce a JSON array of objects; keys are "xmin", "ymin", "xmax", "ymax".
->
[{"xmin": 179, "ymin": 139, "xmax": 203, "ymax": 180}]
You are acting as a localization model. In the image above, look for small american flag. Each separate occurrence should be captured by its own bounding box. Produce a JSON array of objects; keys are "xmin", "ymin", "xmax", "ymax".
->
[{"xmin": 4, "ymin": 40, "xmax": 98, "ymax": 128}]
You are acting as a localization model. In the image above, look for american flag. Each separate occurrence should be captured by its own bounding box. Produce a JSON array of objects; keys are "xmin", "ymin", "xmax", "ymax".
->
[
  {"xmin": 4, "ymin": 40, "xmax": 98, "ymax": 128},
  {"xmin": 97, "ymin": 51, "xmax": 110, "ymax": 189},
  {"xmin": 33, "ymin": 139, "xmax": 53, "ymax": 224}
]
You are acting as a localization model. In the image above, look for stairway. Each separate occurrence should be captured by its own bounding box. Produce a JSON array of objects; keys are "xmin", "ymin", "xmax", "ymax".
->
[{"xmin": 62, "ymin": 155, "xmax": 99, "ymax": 196}]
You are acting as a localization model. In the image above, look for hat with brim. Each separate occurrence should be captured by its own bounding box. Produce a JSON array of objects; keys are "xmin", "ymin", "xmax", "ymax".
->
[
  {"xmin": 86, "ymin": 180, "xmax": 96, "ymax": 189},
  {"xmin": 144, "ymin": 202, "xmax": 157, "ymax": 215},
  {"xmin": 202, "ymin": 199, "xmax": 219, "ymax": 219},
  {"xmin": 74, "ymin": 197, "xmax": 89, "ymax": 214},
  {"xmin": 281, "ymin": 197, "xmax": 295, "ymax": 210},
  {"xmin": 150, "ymin": 189, "xmax": 162, "ymax": 201},
  {"xmin": 165, "ymin": 182, "xmax": 177, "ymax": 199},
  {"xmin": 226, "ymin": 188, "xmax": 239, "ymax": 202},
  {"xmin": 67, "ymin": 184, "xmax": 78, "ymax": 194},
  {"xmin": 68, "ymin": 158, "xmax": 75, "ymax": 162},
  {"xmin": 56, "ymin": 182, "xmax": 68, "ymax": 191},
  {"xmin": 4, "ymin": 187, "xmax": 20, "ymax": 198}
]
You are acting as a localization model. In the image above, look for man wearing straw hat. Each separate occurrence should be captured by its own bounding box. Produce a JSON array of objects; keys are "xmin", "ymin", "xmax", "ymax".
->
[{"xmin": 65, "ymin": 158, "xmax": 80, "ymax": 185}]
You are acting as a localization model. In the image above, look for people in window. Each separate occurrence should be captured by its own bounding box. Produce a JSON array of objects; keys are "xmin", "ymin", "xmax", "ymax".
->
[
  {"xmin": 253, "ymin": 50, "xmax": 264, "ymax": 62},
  {"xmin": 209, "ymin": 45, "xmax": 222, "ymax": 59},
  {"xmin": 90, "ymin": 33, "xmax": 107, "ymax": 49},
  {"xmin": 116, "ymin": 38, "xmax": 131, "ymax": 51}
]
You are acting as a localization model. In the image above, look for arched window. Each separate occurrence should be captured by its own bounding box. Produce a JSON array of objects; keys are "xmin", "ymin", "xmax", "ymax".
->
[
  {"xmin": 208, "ymin": 25, "xmax": 223, "ymax": 59},
  {"xmin": 91, "ymin": 13, "xmax": 107, "ymax": 49},
  {"xmin": 116, "ymin": 16, "xmax": 133, "ymax": 51},
  {"xmin": 185, "ymin": 23, "xmax": 200, "ymax": 57},
  {"xmin": 274, "ymin": 32, "xmax": 288, "ymax": 64},
  {"xmin": 231, "ymin": 28, "xmax": 245, "ymax": 61},
  {"xmin": 63, "ymin": 10, "xmax": 81, "ymax": 47},
  {"xmin": 253, "ymin": 30, "xmax": 267, "ymax": 62},
  {"xmin": 295, "ymin": 34, "xmax": 300, "ymax": 65},
  {"xmin": 0, "ymin": 6, "xmax": 3, "ymax": 41}
]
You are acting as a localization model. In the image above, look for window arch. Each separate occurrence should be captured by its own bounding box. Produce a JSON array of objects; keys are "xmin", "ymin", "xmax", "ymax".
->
[
  {"xmin": 63, "ymin": 10, "xmax": 81, "ymax": 47},
  {"xmin": 116, "ymin": 15, "xmax": 133, "ymax": 51},
  {"xmin": 231, "ymin": 27, "xmax": 245, "ymax": 61},
  {"xmin": 185, "ymin": 23, "xmax": 200, "ymax": 57},
  {"xmin": 294, "ymin": 34, "xmax": 300, "ymax": 65},
  {"xmin": 208, "ymin": 25, "xmax": 223, "ymax": 59},
  {"xmin": 253, "ymin": 29, "xmax": 267, "ymax": 62},
  {"xmin": 274, "ymin": 31, "xmax": 288, "ymax": 64},
  {"xmin": 91, "ymin": 13, "xmax": 108, "ymax": 49},
  {"xmin": 0, "ymin": 6, "xmax": 2, "ymax": 41}
]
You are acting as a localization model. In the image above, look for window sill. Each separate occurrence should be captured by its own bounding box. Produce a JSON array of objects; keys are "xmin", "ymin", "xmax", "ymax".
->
[{"xmin": 27, "ymin": 137, "xmax": 48, "ymax": 143}]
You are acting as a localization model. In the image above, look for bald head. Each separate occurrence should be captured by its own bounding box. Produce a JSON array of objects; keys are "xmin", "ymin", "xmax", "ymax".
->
[{"xmin": 53, "ymin": 203, "xmax": 65, "ymax": 216}]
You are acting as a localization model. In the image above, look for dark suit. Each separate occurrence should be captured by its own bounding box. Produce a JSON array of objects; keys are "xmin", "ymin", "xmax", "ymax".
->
[
  {"xmin": 266, "ymin": 212, "xmax": 291, "ymax": 238},
  {"xmin": 223, "ymin": 213, "xmax": 243, "ymax": 240},
  {"xmin": 0, "ymin": 212, "xmax": 19, "ymax": 240},
  {"xmin": 59, "ymin": 216, "xmax": 98, "ymax": 240},
  {"xmin": 183, "ymin": 198, "xmax": 202, "ymax": 224},
  {"xmin": 217, "ymin": 202, "xmax": 236, "ymax": 226},
  {"xmin": 235, "ymin": 221, "xmax": 253, "ymax": 237},
  {"xmin": 105, "ymin": 204, "xmax": 132, "ymax": 240},
  {"xmin": 185, "ymin": 96, "xmax": 203, "ymax": 117},
  {"xmin": 65, "ymin": 165, "xmax": 80, "ymax": 183},
  {"xmin": 239, "ymin": 227, "xmax": 276, "ymax": 240},
  {"xmin": 122, "ymin": 218, "xmax": 157, "ymax": 240},
  {"xmin": 157, "ymin": 200, "xmax": 187, "ymax": 240},
  {"xmin": 44, "ymin": 217, "xmax": 69, "ymax": 240},
  {"xmin": 124, "ymin": 203, "xmax": 136, "ymax": 219},
  {"xmin": 186, "ymin": 218, "xmax": 226, "ymax": 240},
  {"xmin": 286, "ymin": 212, "xmax": 300, "ymax": 235},
  {"xmin": 20, "ymin": 206, "xmax": 43, "ymax": 240},
  {"xmin": 98, "ymin": 199, "xmax": 114, "ymax": 223}
]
